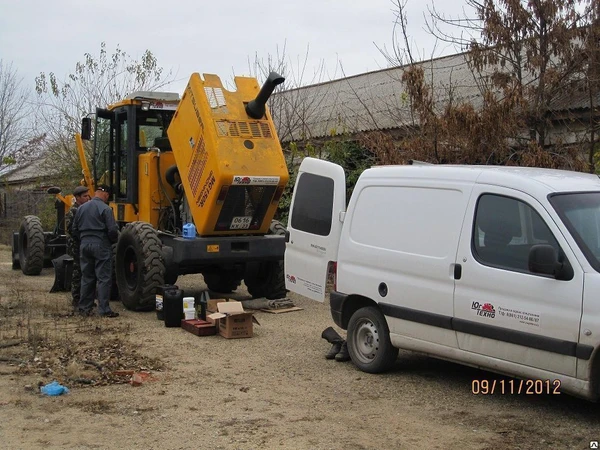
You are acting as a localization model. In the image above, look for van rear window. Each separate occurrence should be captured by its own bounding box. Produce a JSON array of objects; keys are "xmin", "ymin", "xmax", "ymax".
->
[{"xmin": 291, "ymin": 172, "xmax": 334, "ymax": 236}]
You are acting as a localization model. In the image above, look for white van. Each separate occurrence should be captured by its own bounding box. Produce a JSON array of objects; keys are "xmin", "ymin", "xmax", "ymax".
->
[{"xmin": 284, "ymin": 157, "xmax": 600, "ymax": 401}]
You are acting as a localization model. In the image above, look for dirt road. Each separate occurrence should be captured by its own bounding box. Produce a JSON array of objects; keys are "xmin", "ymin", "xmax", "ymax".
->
[{"xmin": 0, "ymin": 245, "xmax": 598, "ymax": 449}]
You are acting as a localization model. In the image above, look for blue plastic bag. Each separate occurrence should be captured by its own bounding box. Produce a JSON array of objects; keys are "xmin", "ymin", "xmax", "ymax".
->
[{"xmin": 40, "ymin": 381, "xmax": 69, "ymax": 396}]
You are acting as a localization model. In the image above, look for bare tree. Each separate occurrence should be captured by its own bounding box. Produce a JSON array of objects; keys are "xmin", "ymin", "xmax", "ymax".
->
[
  {"xmin": 249, "ymin": 42, "xmax": 340, "ymax": 155},
  {"xmin": 0, "ymin": 60, "xmax": 40, "ymax": 173},
  {"xmin": 34, "ymin": 42, "xmax": 174, "ymax": 178}
]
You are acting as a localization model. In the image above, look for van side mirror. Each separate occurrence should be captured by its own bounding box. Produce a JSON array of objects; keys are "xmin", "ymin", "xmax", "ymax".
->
[
  {"xmin": 528, "ymin": 244, "xmax": 573, "ymax": 281},
  {"xmin": 81, "ymin": 117, "xmax": 92, "ymax": 140}
]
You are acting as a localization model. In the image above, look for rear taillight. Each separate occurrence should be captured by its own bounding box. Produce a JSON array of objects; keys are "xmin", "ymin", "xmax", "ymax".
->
[{"xmin": 329, "ymin": 261, "xmax": 337, "ymax": 292}]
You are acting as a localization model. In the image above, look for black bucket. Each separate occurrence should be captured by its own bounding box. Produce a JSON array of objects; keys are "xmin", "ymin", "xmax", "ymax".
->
[
  {"xmin": 156, "ymin": 284, "xmax": 179, "ymax": 321},
  {"xmin": 164, "ymin": 288, "xmax": 184, "ymax": 327}
]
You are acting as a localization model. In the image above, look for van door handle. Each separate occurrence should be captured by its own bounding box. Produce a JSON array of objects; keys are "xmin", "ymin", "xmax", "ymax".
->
[
  {"xmin": 454, "ymin": 264, "xmax": 462, "ymax": 280},
  {"xmin": 284, "ymin": 230, "xmax": 290, "ymax": 243}
]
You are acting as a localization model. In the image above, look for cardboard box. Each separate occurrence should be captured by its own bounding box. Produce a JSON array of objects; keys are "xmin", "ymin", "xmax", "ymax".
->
[
  {"xmin": 206, "ymin": 298, "xmax": 229, "ymax": 313},
  {"xmin": 181, "ymin": 319, "xmax": 217, "ymax": 336},
  {"xmin": 208, "ymin": 301, "xmax": 258, "ymax": 339}
]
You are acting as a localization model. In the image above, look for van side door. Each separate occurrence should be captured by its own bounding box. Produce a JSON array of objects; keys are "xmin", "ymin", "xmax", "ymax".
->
[
  {"xmin": 453, "ymin": 188, "xmax": 583, "ymax": 377},
  {"xmin": 284, "ymin": 158, "xmax": 346, "ymax": 301}
]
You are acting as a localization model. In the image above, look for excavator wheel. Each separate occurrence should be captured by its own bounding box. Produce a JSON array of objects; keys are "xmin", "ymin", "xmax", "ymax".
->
[
  {"xmin": 244, "ymin": 220, "xmax": 287, "ymax": 299},
  {"xmin": 18, "ymin": 215, "xmax": 45, "ymax": 276},
  {"xmin": 203, "ymin": 270, "xmax": 242, "ymax": 294},
  {"xmin": 11, "ymin": 232, "xmax": 20, "ymax": 270},
  {"xmin": 110, "ymin": 243, "xmax": 119, "ymax": 301},
  {"xmin": 115, "ymin": 222, "xmax": 165, "ymax": 311}
]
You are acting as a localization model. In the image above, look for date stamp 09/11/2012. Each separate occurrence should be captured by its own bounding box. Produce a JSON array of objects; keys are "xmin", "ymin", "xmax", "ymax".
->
[{"xmin": 471, "ymin": 378, "xmax": 561, "ymax": 395}]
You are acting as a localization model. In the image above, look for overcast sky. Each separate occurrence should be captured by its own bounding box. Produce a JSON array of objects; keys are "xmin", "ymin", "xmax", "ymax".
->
[{"xmin": 1, "ymin": 0, "xmax": 465, "ymax": 94}]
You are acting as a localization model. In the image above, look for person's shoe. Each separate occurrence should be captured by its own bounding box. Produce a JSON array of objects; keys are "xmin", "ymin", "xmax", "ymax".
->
[
  {"xmin": 335, "ymin": 341, "xmax": 351, "ymax": 362},
  {"xmin": 101, "ymin": 311, "xmax": 119, "ymax": 318},
  {"xmin": 325, "ymin": 342, "xmax": 342, "ymax": 360},
  {"xmin": 78, "ymin": 309, "xmax": 93, "ymax": 317}
]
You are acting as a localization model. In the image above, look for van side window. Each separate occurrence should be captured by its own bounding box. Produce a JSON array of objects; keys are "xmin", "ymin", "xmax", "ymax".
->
[
  {"xmin": 290, "ymin": 172, "xmax": 334, "ymax": 236},
  {"xmin": 473, "ymin": 194, "xmax": 560, "ymax": 273}
]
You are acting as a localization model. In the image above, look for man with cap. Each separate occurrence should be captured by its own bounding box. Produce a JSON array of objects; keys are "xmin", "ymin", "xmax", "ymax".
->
[
  {"xmin": 72, "ymin": 184, "xmax": 120, "ymax": 318},
  {"xmin": 65, "ymin": 185, "xmax": 91, "ymax": 310}
]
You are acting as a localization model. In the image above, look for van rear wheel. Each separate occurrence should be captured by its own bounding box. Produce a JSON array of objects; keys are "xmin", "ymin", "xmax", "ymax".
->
[{"xmin": 347, "ymin": 306, "xmax": 398, "ymax": 373}]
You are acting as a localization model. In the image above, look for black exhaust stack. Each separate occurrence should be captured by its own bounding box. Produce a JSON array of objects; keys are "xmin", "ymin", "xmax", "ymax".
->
[{"xmin": 245, "ymin": 71, "xmax": 285, "ymax": 119}]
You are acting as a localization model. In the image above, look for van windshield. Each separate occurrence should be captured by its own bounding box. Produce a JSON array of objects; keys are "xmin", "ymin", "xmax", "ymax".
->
[{"xmin": 550, "ymin": 192, "xmax": 600, "ymax": 272}]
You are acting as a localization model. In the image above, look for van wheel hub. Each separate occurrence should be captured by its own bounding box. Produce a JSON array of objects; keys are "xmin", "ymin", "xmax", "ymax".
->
[{"xmin": 355, "ymin": 319, "xmax": 379, "ymax": 361}]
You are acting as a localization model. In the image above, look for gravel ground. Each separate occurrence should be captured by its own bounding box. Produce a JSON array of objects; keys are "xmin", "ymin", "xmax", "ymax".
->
[{"xmin": 0, "ymin": 244, "xmax": 599, "ymax": 450}]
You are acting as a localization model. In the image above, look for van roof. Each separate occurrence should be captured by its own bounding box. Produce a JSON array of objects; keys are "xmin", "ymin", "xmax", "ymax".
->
[{"xmin": 363, "ymin": 164, "xmax": 600, "ymax": 195}]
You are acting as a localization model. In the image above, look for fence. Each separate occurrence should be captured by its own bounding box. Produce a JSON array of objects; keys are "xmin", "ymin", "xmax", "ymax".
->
[{"xmin": 0, "ymin": 190, "xmax": 57, "ymax": 246}]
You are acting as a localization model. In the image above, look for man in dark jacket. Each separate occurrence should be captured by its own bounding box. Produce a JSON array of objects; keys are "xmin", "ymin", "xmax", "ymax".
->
[
  {"xmin": 65, "ymin": 185, "xmax": 91, "ymax": 310},
  {"xmin": 72, "ymin": 184, "xmax": 120, "ymax": 318}
]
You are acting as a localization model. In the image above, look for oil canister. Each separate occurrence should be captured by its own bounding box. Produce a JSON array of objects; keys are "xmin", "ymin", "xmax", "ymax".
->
[
  {"xmin": 164, "ymin": 288, "xmax": 184, "ymax": 327},
  {"xmin": 156, "ymin": 284, "xmax": 179, "ymax": 320}
]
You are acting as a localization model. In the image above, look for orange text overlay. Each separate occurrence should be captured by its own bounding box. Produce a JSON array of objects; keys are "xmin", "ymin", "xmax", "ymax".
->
[{"xmin": 471, "ymin": 379, "xmax": 561, "ymax": 395}]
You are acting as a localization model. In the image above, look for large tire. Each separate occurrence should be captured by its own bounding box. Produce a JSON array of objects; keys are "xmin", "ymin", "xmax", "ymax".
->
[
  {"xmin": 203, "ymin": 270, "xmax": 242, "ymax": 293},
  {"xmin": 11, "ymin": 232, "xmax": 20, "ymax": 270},
  {"xmin": 110, "ymin": 243, "xmax": 119, "ymax": 301},
  {"xmin": 18, "ymin": 216, "xmax": 45, "ymax": 276},
  {"xmin": 115, "ymin": 222, "xmax": 165, "ymax": 311},
  {"xmin": 347, "ymin": 306, "xmax": 399, "ymax": 373},
  {"xmin": 244, "ymin": 220, "xmax": 286, "ymax": 299}
]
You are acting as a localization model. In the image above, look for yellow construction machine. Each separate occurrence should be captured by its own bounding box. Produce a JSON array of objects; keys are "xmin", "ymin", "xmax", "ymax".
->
[{"xmin": 13, "ymin": 71, "xmax": 289, "ymax": 310}]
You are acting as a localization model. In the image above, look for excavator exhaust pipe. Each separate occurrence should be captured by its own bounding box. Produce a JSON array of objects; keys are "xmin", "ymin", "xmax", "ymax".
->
[{"xmin": 245, "ymin": 71, "xmax": 285, "ymax": 119}]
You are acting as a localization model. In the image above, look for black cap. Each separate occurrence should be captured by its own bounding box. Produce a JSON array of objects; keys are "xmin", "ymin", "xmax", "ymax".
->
[
  {"xmin": 96, "ymin": 184, "xmax": 111, "ymax": 194},
  {"xmin": 73, "ymin": 186, "xmax": 89, "ymax": 196}
]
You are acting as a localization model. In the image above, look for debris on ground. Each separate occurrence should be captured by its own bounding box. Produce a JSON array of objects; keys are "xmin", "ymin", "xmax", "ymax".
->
[
  {"xmin": 40, "ymin": 380, "xmax": 69, "ymax": 396},
  {"xmin": 242, "ymin": 297, "xmax": 295, "ymax": 310}
]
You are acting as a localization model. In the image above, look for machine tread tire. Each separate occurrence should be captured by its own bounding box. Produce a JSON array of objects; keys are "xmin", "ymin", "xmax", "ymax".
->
[
  {"xmin": 347, "ymin": 306, "xmax": 399, "ymax": 373},
  {"xmin": 18, "ymin": 215, "xmax": 45, "ymax": 276},
  {"xmin": 116, "ymin": 222, "xmax": 164, "ymax": 311},
  {"xmin": 244, "ymin": 220, "xmax": 286, "ymax": 299},
  {"xmin": 11, "ymin": 232, "xmax": 20, "ymax": 270}
]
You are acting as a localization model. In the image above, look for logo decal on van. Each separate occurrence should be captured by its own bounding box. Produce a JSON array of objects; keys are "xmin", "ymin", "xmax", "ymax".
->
[
  {"xmin": 286, "ymin": 274, "xmax": 297, "ymax": 284},
  {"xmin": 471, "ymin": 301, "xmax": 496, "ymax": 319}
]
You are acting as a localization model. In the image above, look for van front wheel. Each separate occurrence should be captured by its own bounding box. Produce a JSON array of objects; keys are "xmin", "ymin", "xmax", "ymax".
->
[{"xmin": 347, "ymin": 306, "xmax": 398, "ymax": 373}]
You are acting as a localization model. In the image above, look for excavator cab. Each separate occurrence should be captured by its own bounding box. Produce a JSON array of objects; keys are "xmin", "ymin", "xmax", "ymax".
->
[{"xmin": 87, "ymin": 92, "xmax": 179, "ymax": 221}]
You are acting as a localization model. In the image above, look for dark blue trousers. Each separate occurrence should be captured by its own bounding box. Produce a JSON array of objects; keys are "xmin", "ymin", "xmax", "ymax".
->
[{"xmin": 79, "ymin": 242, "xmax": 113, "ymax": 315}]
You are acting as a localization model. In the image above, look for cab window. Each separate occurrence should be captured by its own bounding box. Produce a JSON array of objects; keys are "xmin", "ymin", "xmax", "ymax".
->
[{"xmin": 473, "ymin": 194, "xmax": 560, "ymax": 273}]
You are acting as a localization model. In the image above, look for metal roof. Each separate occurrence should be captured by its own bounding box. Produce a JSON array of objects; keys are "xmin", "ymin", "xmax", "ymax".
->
[
  {"xmin": 271, "ymin": 50, "xmax": 598, "ymax": 142},
  {"xmin": 271, "ymin": 52, "xmax": 486, "ymax": 142}
]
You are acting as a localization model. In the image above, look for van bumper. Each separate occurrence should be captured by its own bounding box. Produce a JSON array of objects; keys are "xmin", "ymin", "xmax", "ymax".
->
[{"xmin": 330, "ymin": 290, "xmax": 348, "ymax": 328}]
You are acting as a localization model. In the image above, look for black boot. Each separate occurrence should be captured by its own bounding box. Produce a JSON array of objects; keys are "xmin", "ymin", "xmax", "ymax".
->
[
  {"xmin": 325, "ymin": 342, "xmax": 342, "ymax": 360},
  {"xmin": 321, "ymin": 326, "xmax": 343, "ymax": 344},
  {"xmin": 335, "ymin": 341, "xmax": 350, "ymax": 362}
]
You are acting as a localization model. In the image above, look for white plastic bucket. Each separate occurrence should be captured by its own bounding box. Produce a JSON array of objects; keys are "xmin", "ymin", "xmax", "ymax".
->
[
  {"xmin": 183, "ymin": 297, "xmax": 195, "ymax": 310},
  {"xmin": 183, "ymin": 308, "xmax": 196, "ymax": 320}
]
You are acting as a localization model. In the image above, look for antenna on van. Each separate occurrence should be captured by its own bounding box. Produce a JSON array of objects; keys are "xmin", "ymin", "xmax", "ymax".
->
[{"xmin": 408, "ymin": 160, "xmax": 433, "ymax": 165}]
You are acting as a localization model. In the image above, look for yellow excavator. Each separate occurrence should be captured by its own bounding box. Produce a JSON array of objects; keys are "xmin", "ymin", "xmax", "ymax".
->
[{"xmin": 13, "ymin": 71, "xmax": 289, "ymax": 310}]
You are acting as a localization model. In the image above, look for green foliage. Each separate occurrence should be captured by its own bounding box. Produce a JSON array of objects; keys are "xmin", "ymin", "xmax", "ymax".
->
[
  {"xmin": 324, "ymin": 138, "xmax": 374, "ymax": 202},
  {"xmin": 275, "ymin": 137, "xmax": 373, "ymax": 225},
  {"xmin": 275, "ymin": 166, "xmax": 297, "ymax": 227}
]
